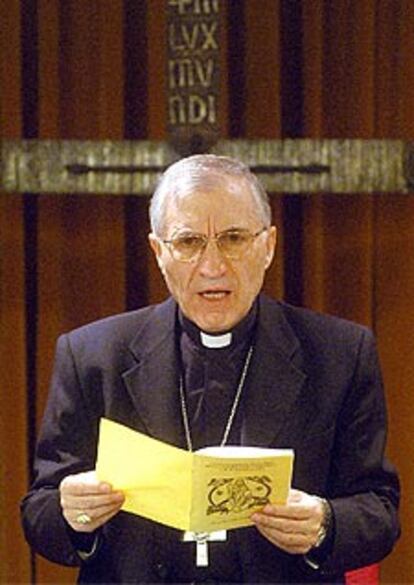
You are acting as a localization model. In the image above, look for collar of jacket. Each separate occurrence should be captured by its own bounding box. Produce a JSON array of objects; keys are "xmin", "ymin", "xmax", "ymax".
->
[{"xmin": 122, "ymin": 295, "xmax": 307, "ymax": 449}]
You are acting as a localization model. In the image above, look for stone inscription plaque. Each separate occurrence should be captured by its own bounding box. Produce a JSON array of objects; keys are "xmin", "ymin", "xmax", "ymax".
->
[{"xmin": 167, "ymin": 0, "xmax": 221, "ymax": 155}]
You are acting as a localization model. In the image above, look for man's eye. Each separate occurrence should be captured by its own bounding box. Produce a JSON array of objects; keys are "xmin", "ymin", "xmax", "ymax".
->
[
  {"xmin": 221, "ymin": 231, "xmax": 248, "ymax": 245},
  {"xmin": 175, "ymin": 235, "xmax": 203, "ymax": 249}
]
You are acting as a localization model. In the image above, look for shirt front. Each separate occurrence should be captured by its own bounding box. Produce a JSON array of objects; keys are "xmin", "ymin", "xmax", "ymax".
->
[{"xmin": 160, "ymin": 304, "xmax": 258, "ymax": 583}]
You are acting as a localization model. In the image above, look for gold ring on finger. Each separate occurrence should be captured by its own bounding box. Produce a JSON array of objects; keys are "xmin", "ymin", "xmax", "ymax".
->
[{"xmin": 76, "ymin": 512, "xmax": 92, "ymax": 525}]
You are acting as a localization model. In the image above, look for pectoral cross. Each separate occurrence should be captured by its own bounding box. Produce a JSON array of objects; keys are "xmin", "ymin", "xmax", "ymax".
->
[{"xmin": 183, "ymin": 530, "xmax": 227, "ymax": 567}]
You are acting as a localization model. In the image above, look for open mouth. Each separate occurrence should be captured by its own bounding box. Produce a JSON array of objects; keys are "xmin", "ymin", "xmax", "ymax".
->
[{"xmin": 198, "ymin": 290, "xmax": 231, "ymax": 300}]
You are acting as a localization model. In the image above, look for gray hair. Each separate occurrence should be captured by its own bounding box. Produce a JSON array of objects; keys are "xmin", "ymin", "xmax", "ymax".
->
[{"xmin": 149, "ymin": 154, "xmax": 272, "ymax": 236}]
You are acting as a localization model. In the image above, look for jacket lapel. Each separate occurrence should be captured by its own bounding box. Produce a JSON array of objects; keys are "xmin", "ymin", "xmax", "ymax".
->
[
  {"xmin": 242, "ymin": 297, "xmax": 308, "ymax": 447},
  {"xmin": 121, "ymin": 298, "xmax": 186, "ymax": 449},
  {"xmin": 120, "ymin": 295, "xmax": 308, "ymax": 450}
]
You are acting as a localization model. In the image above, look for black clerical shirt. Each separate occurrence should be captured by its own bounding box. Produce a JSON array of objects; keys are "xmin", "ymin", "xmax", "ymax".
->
[
  {"xmin": 179, "ymin": 304, "xmax": 257, "ymax": 450},
  {"xmin": 163, "ymin": 306, "xmax": 258, "ymax": 583}
]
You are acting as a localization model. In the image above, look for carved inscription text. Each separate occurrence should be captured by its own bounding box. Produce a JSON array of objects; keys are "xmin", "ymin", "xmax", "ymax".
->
[{"xmin": 167, "ymin": 0, "xmax": 221, "ymax": 153}]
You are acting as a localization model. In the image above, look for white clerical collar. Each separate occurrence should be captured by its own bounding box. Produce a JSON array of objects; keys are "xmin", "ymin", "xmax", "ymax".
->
[{"xmin": 200, "ymin": 331, "xmax": 232, "ymax": 348}]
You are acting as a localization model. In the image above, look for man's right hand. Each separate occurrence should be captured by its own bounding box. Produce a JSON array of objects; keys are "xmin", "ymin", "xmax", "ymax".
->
[{"xmin": 59, "ymin": 470, "xmax": 125, "ymax": 532}]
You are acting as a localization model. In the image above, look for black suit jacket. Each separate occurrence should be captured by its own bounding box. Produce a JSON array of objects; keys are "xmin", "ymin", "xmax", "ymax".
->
[{"xmin": 21, "ymin": 295, "xmax": 400, "ymax": 583}]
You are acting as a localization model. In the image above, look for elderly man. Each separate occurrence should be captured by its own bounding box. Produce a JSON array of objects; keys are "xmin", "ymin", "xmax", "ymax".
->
[{"xmin": 21, "ymin": 155, "xmax": 400, "ymax": 583}]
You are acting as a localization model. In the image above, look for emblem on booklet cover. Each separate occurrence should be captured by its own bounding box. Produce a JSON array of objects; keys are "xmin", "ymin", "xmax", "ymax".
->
[{"xmin": 207, "ymin": 475, "xmax": 272, "ymax": 515}]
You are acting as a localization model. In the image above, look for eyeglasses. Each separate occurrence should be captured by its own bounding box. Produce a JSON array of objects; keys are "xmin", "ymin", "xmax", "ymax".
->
[{"xmin": 160, "ymin": 227, "xmax": 268, "ymax": 263}]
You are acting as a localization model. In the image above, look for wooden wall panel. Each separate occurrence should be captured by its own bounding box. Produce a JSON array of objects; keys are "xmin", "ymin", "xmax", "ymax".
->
[
  {"xmin": 38, "ymin": 0, "xmax": 60, "ymax": 136},
  {"xmin": 374, "ymin": 3, "xmax": 414, "ymax": 581},
  {"xmin": 313, "ymin": 195, "xmax": 374, "ymax": 326},
  {"xmin": 322, "ymin": 1, "xmax": 376, "ymax": 137},
  {"xmin": 0, "ymin": 197, "xmax": 31, "ymax": 585},
  {"xmin": 0, "ymin": 0, "xmax": 31, "ymax": 582},
  {"xmin": 244, "ymin": 0, "xmax": 284, "ymax": 300},
  {"xmin": 96, "ymin": 1, "xmax": 124, "ymax": 138},
  {"xmin": 300, "ymin": 2, "xmax": 414, "ymax": 581},
  {"xmin": 244, "ymin": 1, "xmax": 280, "ymax": 138},
  {"xmin": 147, "ymin": 0, "xmax": 167, "ymax": 141},
  {"xmin": 375, "ymin": 197, "xmax": 414, "ymax": 583},
  {"xmin": 147, "ymin": 0, "xmax": 169, "ymax": 304},
  {"xmin": 35, "ymin": 2, "xmax": 126, "ymax": 582},
  {"xmin": 218, "ymin": 0, "xmax": 229, "ymax": 141},
  {"xmin": 123, "ymin": 0, "xmax": 152, "ymax": 312},
  {"xmin": 301, "ymin": 1, "xmax": 376, "ymax": 326},
  {"xmin": 301, "ymin": 0, "xmax": 329, "ymax": 313}
]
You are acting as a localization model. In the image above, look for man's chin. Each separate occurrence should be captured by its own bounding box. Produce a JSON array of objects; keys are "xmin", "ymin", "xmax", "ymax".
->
[{"xmin": 193, "ymin": 311, "xmax": 238, "ymax": 334}]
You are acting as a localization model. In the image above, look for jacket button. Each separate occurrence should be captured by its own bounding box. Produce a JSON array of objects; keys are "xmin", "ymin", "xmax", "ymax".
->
[{"xmin": 155, "ymin": 562, "xmax": 168, "ymax": 580}]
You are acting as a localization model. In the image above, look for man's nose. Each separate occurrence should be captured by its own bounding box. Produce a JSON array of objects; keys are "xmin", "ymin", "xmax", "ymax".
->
[{"xmin": 197, "ymin": 239, "xmax": 227, "ymax": 277}]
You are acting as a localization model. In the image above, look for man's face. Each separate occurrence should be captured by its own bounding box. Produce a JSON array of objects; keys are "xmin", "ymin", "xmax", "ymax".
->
[{"xmin": 149, "ymin": 177, "xmax": 277, "ymax": 332}]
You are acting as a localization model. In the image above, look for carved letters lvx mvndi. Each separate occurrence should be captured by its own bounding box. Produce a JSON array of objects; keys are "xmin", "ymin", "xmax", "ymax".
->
[{"xmin": 167, "ymin": 0, "xmax": 221, "ymax": 155}]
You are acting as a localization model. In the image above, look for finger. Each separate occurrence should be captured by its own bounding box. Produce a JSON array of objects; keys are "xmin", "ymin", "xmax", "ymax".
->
[
  {"xmin": 288, "ymin": 488, "xmax": 304, "ymax": 503},
  {"xmin": 61, "ymin": 491, "xmax": 125, "ymax": 512},
  {"xmin": 60, "ymin": 472, "xmax": 113, "ymax": 496},
  {"xmin": 73, "ymin": 499, "xmax": 124, "ymax": 524},
  {"xmin": 252, "ymin": 512, "xmax": 318, "ymax": 536},
  {"xmin": 260, "ymin": 490, "xmax": 322, "ymax": 520},
  {"xmin": 65, "ymin": 499, "xmax": 124, "ymax": 533},
  {"xmin": 259, "ymin": 503, "xmax": 314, "ymax": 520},
  {"xmin": 255, "ymin": 524, "xmax": 314, "ymax": 555}
]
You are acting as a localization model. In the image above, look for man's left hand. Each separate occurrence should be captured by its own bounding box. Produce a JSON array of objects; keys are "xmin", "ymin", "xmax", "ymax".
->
[{"xmin": 251, "ymin": 488, "xmax": 326, "ymax": 555}]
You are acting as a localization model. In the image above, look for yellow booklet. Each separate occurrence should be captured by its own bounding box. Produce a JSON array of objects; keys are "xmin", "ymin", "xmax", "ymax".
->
[{"xmin": 96, "ymin": 417, "xmax": 294, "ymax": 533}]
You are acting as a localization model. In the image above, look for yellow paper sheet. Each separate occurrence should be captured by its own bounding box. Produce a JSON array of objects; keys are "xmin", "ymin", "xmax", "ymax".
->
[
  {"xmin": 96, "ymin": 418, "xmax": 192, "ymax": 530},
  {"xmin": 96, "ymin": 418, "xmax": 294, "ymax": 532}
]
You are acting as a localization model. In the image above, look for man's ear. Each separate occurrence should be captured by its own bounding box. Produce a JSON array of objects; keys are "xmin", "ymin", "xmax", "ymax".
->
[
  {"xmin": 148, "ymin": 233, "xmax": 166, "ymax": 275},
  {"xmin": 265, "ymin": 226, "xmax": 277, "ymax": 269}
]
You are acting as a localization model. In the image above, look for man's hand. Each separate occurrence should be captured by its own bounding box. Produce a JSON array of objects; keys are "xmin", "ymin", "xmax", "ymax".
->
[
  {"xmin": 60, "ymin": 470, "xmax": 125, "ymax": 532},
  {"xmin": 251, "ymin": 488, "xmax": 326, "ymax": 555}
]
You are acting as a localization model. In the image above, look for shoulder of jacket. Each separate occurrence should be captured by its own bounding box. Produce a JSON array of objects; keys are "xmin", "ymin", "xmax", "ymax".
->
[
  {"xmin": 60, "ymin": 298, "xmax": 175, "ymax": 349},
  {"xmin": 259, "ymin": 296, "xmax": 374, "ymax": 355}
]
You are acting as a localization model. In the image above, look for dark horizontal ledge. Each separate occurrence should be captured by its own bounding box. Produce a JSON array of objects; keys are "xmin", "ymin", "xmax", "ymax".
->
[
  {"xmin": 65, "ymin": 164, "xmax": 167, "ymax": 174},
  {"xmin": 65, "ymin": 163, "xmax": 331, "ymax": 175},
  {"xmin": 250, "ymin": 164, "xmax": 330, "ymax": 174}
]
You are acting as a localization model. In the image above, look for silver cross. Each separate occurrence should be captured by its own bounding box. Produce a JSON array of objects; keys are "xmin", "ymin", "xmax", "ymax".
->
[{"xmin": 183, "ymin": 530, "xmax": 227, "ymax": 567}]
